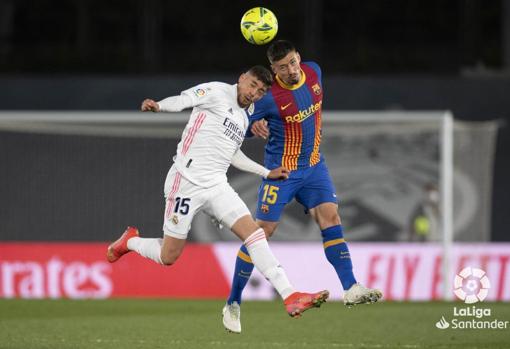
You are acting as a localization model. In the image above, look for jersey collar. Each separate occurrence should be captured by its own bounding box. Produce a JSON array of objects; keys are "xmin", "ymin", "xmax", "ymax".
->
[{"xmin": 275, "ymin": 68, "xmax": 306, "ymax": 90}]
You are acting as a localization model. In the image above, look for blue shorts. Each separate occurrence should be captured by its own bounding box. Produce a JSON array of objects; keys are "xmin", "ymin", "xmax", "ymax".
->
[{"xmin": 255, "ymin": 160, "xmax": 338, "ymax": 222}]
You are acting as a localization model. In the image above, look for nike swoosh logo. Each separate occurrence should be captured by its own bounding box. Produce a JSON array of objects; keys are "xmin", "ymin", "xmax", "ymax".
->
[{"xmin": 280, "ymin": 103, "xmax": 292, "ymax": 110}]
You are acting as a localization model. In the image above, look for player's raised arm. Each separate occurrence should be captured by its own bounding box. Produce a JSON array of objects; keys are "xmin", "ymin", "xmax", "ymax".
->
[{"xmin": 141, "ymin": 94, "xmax": 195, "ymax": 113}]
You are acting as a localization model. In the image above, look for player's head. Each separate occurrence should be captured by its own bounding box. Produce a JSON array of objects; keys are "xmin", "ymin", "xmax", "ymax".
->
[
  {"xmin": 267, "ymin": 40, "xmax": 301, "ymax": 86},
  {"xmin": 237, "ymin": 65, "xmax": 273, "ymax": 108}
]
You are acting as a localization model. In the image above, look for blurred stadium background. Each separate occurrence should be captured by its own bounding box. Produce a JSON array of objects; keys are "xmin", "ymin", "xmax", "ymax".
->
[{"xmin": 0, "ymin": 1, "xmax": 509, "ymax": 348}]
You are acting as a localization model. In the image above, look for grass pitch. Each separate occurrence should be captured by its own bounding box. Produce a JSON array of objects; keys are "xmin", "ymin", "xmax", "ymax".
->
[{"xmin": 0, "ymin": 299, "xmax": 509, "ymax": 349}]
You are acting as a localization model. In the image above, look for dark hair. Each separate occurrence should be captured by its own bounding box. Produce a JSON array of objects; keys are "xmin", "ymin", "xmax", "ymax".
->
[
  {"xmin": 267, "ymin": 40, "xmax": 296, "ymax": 63},
  {"xmin": 247, "ymin": 65, "xmax": 273, "ymax": 87}
]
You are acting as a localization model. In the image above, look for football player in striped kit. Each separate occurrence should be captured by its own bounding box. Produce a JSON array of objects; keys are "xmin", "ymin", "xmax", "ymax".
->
[
  {"xmin": 106, "ymin": 65, "xmax": 329, "ymax": 322},
  {"xmin": 223, "ymin": 41, "xmax": 382, "ymax": 333}
]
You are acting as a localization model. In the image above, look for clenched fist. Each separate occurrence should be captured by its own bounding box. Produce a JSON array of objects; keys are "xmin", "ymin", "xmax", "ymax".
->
[{"xmin": 141, "ymin": 99, "xmax": 160, "ymax": 112}]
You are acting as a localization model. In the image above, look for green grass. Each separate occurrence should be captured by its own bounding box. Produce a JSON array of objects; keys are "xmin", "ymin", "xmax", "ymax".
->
[{"xmin": 0, "ymin": 300, "xmax": 509, "ymax": 349}]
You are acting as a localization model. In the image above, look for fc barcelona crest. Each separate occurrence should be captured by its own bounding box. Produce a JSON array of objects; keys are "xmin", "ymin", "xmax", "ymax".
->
[
  {"xmin": 261, "ymin": 204, "xmax": 269, "ymax": 213},
  {"xmin": 312, "ymin": 83, "xmax": 321, "ymax": 95}
]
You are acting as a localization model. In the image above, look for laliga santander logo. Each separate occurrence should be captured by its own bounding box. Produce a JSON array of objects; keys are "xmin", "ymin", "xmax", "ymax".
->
[{"xmin": 453, "ymin": 267, "xmax": 491, "ymax": 304}]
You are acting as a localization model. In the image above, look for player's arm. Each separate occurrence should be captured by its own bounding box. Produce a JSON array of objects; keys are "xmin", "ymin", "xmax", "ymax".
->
[
  {"xmin": 304, "ymin": 61, "xmax": 322, "ymax": 81},
  {"xmin": 250, "ymin": 119, "xmax": 269, "ymax": 139},
  {"xmin": 141, "ymin": 94, "xmax": 194, "ymax": 113},
  {"xmin": 141, "ymin": 83, "xmax": 214, "ymax": 113},
  {"xmin": 231, "ymin": 149, "xmax": 289, "ymax": 180}
]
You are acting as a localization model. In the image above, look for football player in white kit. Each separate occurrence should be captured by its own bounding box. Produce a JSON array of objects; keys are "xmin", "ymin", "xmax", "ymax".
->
[{"xmin": 106, "ymin": 66, "xmax": 328, "ymax": 325}]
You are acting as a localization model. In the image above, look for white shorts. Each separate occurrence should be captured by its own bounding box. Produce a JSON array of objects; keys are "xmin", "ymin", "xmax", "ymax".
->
[{"xmin": 162, "ymin": 165, "xmax": 251, "ymax": 239}]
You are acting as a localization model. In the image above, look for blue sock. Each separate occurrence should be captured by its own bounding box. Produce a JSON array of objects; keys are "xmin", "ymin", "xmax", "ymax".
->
[
  {"xmin": 227, "ymin": 244, "xmax": 254, "ymax": 305},
  {"xmin": 321, "ymin": 225, "xmax": 357, "ymax": 290}
]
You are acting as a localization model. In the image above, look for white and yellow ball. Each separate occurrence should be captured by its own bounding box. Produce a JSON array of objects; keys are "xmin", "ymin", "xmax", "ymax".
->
[{"xmin": 240, "ymin": 7, "xmax": 278, "ymax": 45}]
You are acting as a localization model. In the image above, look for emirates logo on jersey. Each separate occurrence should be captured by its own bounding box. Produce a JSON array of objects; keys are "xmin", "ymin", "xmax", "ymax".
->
[{"xmin": 222, "ymin": 117, "xmax": 244, "ymax": 145}]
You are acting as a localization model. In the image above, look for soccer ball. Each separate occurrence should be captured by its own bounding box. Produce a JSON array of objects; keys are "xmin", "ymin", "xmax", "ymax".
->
[{"xmin": 240, "ymin": 7, "xmax": 278, "ymax": 45}]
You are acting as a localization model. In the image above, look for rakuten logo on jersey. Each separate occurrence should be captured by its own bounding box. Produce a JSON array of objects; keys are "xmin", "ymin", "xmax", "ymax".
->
[
  {"xmin": 284, "ymin": 100, "xmax": 322, "ymax": 123},
  {"xmin": 0, "ymin": 257, "xmax": 112, "ymax": 299}
]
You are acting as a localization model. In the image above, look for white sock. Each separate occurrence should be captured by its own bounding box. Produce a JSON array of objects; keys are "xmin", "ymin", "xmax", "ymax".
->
[
  {"xmin": 127, "ymin": 237, "xmax": 163, "ymax": 265},
  {"xmin": 244, "ymin": 228, "xmax": 295, "ymax": 299}
]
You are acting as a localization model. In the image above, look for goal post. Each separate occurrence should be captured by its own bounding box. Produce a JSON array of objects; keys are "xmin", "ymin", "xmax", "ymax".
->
[{"xmin": 441, "ymin": 111, "xmax": 454, "ymax": 300}]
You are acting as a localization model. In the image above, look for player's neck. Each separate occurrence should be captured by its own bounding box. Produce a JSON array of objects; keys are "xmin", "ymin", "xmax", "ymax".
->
[{"xmin": 276, "ymin": 69, "xmax": 306, "ymax": 90}]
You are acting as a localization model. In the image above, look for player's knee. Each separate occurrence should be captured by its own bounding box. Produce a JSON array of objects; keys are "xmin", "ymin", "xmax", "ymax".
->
[
  {"xmin": 258, "ymin": 222, "xmax": 277, "ymax": 238},
  {"xmin": 316, "ymin": 207, "xmax": 341, "ymax": 228},
  {"xmin": 326, "ymin": 212, "xmax": 341, "ymax": 226},
  {"xmin": 310, "ymin": 203, "xmax": 341, "ymax": 227},
  {"xmin": 264, "ymin": 226, "xmax": 276, "ymax": 238}
]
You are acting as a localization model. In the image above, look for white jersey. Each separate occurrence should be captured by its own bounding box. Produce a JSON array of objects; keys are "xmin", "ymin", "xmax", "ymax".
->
[{"xmin": 171, "ymin": 82, "xmax": 249, "ymax": 188}]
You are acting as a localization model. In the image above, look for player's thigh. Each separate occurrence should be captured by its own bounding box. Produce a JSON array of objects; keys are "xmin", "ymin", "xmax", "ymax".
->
[
  {"xmin": 295, "ymin": 161, "xmax": 338, "ymax": 213},
  {"xmin": 203, "ymin": 182, "xmax": 251, "ymax": 233},
  {"xmin": 162, "ymin": 170, "xmax": 206, "ymax": 240},
  {"xmin": 255, "ymin": 177, "xmax": 300, "ymax": 223}
]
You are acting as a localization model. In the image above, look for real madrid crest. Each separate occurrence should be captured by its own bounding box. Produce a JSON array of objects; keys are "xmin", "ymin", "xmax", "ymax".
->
[
  {"xmin": 312, "ymin": 83, "xmax": 321, "ymax": 95},
  {"xmin": 171, "ymin": 215, "xmax": 179, "ymax": 225}
]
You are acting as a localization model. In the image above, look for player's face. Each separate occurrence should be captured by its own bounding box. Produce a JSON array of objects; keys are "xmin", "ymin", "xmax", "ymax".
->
[
  {"xmin": 237, "ymin": 73, "xmax": 268, "ymax": 108},
  {"xmin": 271, "ymin": 51, "xmax": 301, "ymax": 86}
]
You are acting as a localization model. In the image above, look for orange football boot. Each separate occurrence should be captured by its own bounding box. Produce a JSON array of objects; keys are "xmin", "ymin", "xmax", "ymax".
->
[
  {"xmin": 106, "ymin": 226, "xmax": 139, "ymax": 263},
  {"xmin": 284, "ymin": 290, "xmax": 329, "ymax": 318}
]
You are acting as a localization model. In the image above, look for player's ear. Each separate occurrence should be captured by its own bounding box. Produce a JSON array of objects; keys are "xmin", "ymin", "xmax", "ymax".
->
[
  {"xmin": 239, "ymin": 73, "xmax": 247, "ymax": 84},
  {"xmin": 296, "ymin": 52, "xmax": 301, "ymax": 63},
  {"xmin": 270, "ymin": 64, "xmax": 277, "ymax": 75}
]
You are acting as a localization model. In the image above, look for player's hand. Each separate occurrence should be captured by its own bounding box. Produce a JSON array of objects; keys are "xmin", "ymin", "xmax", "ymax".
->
[
  {"xmin": 267, "ymin": 166, "xmax": 290, "ymax": 180},
  {"xmin": 141, "ymin": 99, "xmax": 160, "ymax": 112},
  {"xmin": 251, "ymin": 119, "xmax": 269, "ymax": 139}
]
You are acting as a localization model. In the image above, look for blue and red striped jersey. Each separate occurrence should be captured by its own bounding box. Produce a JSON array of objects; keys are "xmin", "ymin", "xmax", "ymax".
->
[{"xmin": 247, "ymin": 61, "xmax": 323, "ymax": 170}]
